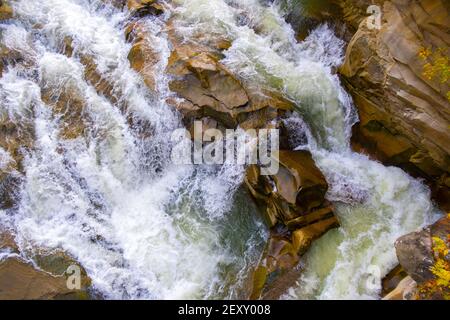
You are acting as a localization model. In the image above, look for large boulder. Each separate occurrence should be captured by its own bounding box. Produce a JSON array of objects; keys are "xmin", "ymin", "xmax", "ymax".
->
[
  {"xmin": 395, "ymin": 228, "xmax": 435, "ymax": 283},
  {"xmin": 394, "ymin": 214, "xmax": 450, "ymax": 299}
]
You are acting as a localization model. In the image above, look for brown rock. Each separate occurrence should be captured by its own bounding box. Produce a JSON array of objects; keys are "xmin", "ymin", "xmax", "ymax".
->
[
  {"xmin": 245, "ymin": 150, "xmax": 329, "ymax": 226},
  {"xmin": 395, "ymin": 215, "xmax": 450, "ymax": 283},
  {"xmin": 394, "ymin": 214, "xmax": 450, "ymax": 299},
  {"xmin": 127, "ymin": 0, "xmax": 164, "ymax": 16},
  {"xmin": 291, "ymin": 216, "xmax": 339, "ymax": 255},
  {"xmin": 0, "ymin": 258, "xmax": 88, "ymax": 300},
  {"xmin": 246, "ymin": 151, "xmax": 338, "ymax": 299},
  {"xmin": 0, "ymin": 1, "xmax": 13, "ymax": 21},
  {"xmin": 395, "ymin": 228, "xmax": 435, "ymax": 283},
  {"xmin": 381, "ymin": 264, "xmax": 408, "ymax": 297},
  {"xmin": 0, "ymin": 229, "xmax": 18, "ymax": 253},
  {"xmin": 336, "ymin": 0, "xmax": 450, "ymax": 210},
  {"xmin": 383, "ymin": 276, "xmax": 418, "ymax": 300},
  {"xmin": 41, "ymin": 85, "xmax": 87, "ymax": 140},
  {"xmin": 80, "ymin": 55, "xmax": 117, "ymax": 104},
  {"xmin": 128, "ymin": 36, "xmax": 160, "ymax": 91},
  {"xmin": 166, "ymin": 24, "xmax": 293, "ymax": 129}
]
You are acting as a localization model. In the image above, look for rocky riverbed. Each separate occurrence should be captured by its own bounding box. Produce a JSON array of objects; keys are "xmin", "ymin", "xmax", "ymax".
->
[{"xmin": 0, "ymin": 0, "xmax": 448, "ymax": 300}]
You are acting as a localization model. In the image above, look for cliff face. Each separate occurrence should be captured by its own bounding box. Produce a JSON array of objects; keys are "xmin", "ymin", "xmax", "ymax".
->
[
  {"xmin": 322, "ymin": 0, "xmax": 450, "ymax": 300},
  {"xmin": 330, "ymin": 0, "xmax": 450, "ymax": 209}
]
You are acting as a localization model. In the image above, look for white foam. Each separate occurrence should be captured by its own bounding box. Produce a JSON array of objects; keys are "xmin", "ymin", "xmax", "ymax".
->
[
  {"xmin": 170, "ymin": 0, "xmax": 437, "ymax": 300},
  {"xmin": 1, "ymin": 0, "xmax": 266, "ymax": 299}
]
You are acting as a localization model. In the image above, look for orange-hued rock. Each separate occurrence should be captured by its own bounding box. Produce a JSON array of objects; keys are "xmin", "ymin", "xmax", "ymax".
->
[
  {"xmin": 165, "ymin": 19, "xmax": 293, "ymax": 129},
  {"xmin": 0, "ymin": 1, "xmax": 13, "ymax": 21},
  {"xmin": 245, "ymin": 150, "xmax": 330, "ymax": 226},
  {"xmin": 246, "ymin": 150, "xmax": 338, "ymax": 299},
  {"xmin": 41, "ymin": 83, "xmax": 88, "ymax": 141},
  {"xmin": 383, "ymin": 276, "xmax": 418, "ymax": 300},
  {"xmin": 128, "ymin": 36, "xmax": 160, "ymax": 91},
  {"xmin": 0, "ymin": 258, "xmax": 90, "ymax": 300},
  {"xmin": 127, "ymin": 0, "xmax": 164, "ymax": 15}
]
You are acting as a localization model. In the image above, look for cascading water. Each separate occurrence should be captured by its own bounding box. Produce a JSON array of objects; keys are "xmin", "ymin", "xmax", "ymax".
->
[
  {"xmin": 0, "ymin": 0, "xmax": 440, "ymax": 300},
  {"xmin": 0, "ymin": 0, "xmax": 266, "ymax": 299},
  {"xmin": 168, "ymin": 0, "xmax": 440, "ymax": 299}
]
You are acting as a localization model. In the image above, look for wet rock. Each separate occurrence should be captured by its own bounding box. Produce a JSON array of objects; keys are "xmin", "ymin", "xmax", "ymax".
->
[
  {"xmin": 246, "ymin": 150, "xmax": 338, "ymax": 299},
  {"xmin": 381, "ymin": 264, "xmax": 408, "ymax": 297},
  {"xmin": 245, "ymin": 150, "xmax": 330, "ymax": 226},
  {"xmin": 0, "ymin": 1, "xmax": 13, "ymax": 21},
  {"xmin": 80, "ymin": 54, "xmax": 117, "ymax": 104},
  {"xmin": 383, "ymin": 276, "xmax": 418, "ymax": 300},
  {"xmin": 0, "ymin": 44, "xmax": 34, "ymax": 208},
  {"xmin": 0, "ymin": 230, "xmax": 92, "ymax": 299},
  {"xmin": 127, "ymin": 22, "xmax": 161, "ymax": 91},
  {"xmin": 249, "ymin": 234, "xmax": 300, "ymax": 300},
  {"xmin": 0, "ymin": 258, "xmax": 90, "ymax": 300},
  {"xmin": 291, "ymin": 215, "xmax": 339, "ymax": 255},
  {"xmin": 394, "ymin": 215, "xmax": 450, "ymax": 299},
  {"xmin": 0, "ymin": 229, "xmax": 18, "ymax": 254},
  {"xmin": 127, "ymin": 0, "xmax": 164, "ymax": 16},
  {"xmin": 395, "ymin": 228, "xmax": 435, "ymax": 283},
  {"xmin": 102, "ymin": 0, "xmax": 126, "ymax": 9},
  {"xmin": 334, "ymin": 0, "xmax": 450, "ymax": 210},
  {"xmin": 166, "ymin": 23, "xmax": 293, "ymax": 129},
  {"xmin": 41, "ymin": 85, "xmax": 88, "ymax": 140}
]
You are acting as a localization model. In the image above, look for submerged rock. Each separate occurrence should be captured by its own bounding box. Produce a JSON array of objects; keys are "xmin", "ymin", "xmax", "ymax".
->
[{"xmin": 127, "ymin": 21, "xmax": 162, "ymax": 91}]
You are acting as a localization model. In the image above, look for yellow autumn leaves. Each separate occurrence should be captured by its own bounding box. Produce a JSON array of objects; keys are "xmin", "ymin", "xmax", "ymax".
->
[{"xmin": 419, "ymin": 47, "xmax": 450, "ymax": 102}]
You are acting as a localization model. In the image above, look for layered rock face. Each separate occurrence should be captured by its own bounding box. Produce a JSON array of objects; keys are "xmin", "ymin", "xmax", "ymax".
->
[
  {"xmin": 245, "ymin": 150, "xmax": 338, "ymax": 299},
  {"xmin": 331, "ymin": 0, "xmax": 450, "ymax": 209}
]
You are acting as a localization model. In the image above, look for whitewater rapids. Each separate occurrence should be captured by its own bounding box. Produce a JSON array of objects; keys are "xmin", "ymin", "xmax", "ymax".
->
[{"xmin": 0, "ymin": 0, "xmax": 439, "ymax": 299}]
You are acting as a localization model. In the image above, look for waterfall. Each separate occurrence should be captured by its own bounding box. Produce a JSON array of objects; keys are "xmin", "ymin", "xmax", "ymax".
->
[
  {"xmin": 170, "ymin": 0, "xmax": 439, "ymax": 299},
  {"xmin": 0, "ymin": 0, "xmax": 266, "ymax": 299},
  {"xmin": 0, "ymin": 0, "xmax": 439, "ymax": 300}
]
